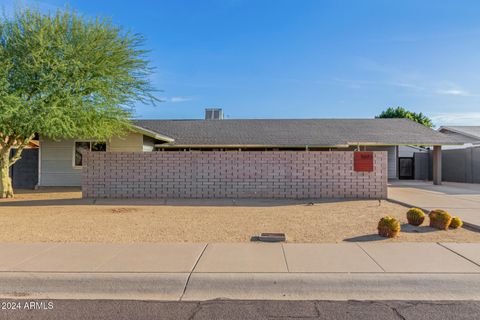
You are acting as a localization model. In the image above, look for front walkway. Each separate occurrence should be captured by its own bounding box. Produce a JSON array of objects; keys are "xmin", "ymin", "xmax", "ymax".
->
[
  {"xmin": 389, "ymin": 180, "xmax": 480, "ymax": 229},
  {"xmin": 1, "ymin": 242, "xmax": 480, "ymax": 300}
]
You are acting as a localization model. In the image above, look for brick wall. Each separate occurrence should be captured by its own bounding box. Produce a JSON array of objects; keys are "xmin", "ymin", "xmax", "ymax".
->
[{"xmin": 82, "ymin": 151, "xmax": 388, "ymax": 199}]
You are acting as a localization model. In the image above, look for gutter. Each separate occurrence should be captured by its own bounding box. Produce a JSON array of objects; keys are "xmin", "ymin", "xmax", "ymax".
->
[
  {"xmin": 153, "ymin": 144, "xmax": 350, "ymax": 149},
  {"xmin": 154, "ymin": 142, "xmax": 463, "ymax": 149}
]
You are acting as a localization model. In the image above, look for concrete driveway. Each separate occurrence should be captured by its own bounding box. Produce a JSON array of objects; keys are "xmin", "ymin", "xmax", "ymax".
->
[{"xmin": 388, "ymin": 181, "xmax": 480, "ymax": 229}]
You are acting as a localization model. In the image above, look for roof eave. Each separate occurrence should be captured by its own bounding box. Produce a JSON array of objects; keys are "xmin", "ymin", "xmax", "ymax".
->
[
  {"xmin": 132, "ymin": 125, "xmax": 175, "ymax": 143},
  {"xmin": 346, "ymin": 141, "xmax": 464, "ymax": 146},
  {"xmin": 154, "ymin": 144, "xmax": 350, "ymax": 148},
  {"xmin": 155, "ymin": 142, "xmax": 464, "ymax": 148}
]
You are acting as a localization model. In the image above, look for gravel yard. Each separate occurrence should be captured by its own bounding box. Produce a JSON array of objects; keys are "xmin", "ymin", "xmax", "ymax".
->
[{"xmin": 1, "ymin": 188, "xmax": 479, "ymax": 243}]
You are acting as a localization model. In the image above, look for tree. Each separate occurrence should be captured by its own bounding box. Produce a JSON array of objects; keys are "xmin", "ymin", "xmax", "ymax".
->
[
  {"xmin": 0, "ymin": 9, "xmax": 156, "ymax": 198},
  {"xmin": 375, "ymin": 107, "xmax": 434, "ymax": 128}
]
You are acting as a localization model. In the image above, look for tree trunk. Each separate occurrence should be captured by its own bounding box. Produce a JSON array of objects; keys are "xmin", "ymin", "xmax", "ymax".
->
[
  {"xmin": 0, "ymin": 134, "xmax": 33, "ymax": 198},
  {"xmin": 0, "ymin": 150, "xmax": 13, "ymax": 198}
]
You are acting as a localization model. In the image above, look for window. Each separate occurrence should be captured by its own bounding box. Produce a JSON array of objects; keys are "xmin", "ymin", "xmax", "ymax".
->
[
  {"xmin": 74, "ymin": 141, "xmax": 106, "ymax": 167},
  {"xmin": 91, "ymin": 142, "xmax": 107, "ymax": 152}
]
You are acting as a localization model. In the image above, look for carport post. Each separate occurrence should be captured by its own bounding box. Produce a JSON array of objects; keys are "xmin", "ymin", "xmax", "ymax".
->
[{"xmin": 433, "ymin": 145, "xmax": 442, "ymax": 185}]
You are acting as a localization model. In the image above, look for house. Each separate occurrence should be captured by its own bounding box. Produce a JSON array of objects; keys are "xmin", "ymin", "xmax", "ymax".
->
[
  {"xmin": 438, "ymin": 126, "xmax": 480, "ymax": 149},
  {"xmin": 38, "ymin": 110, "xmax": 463, "ymax": 199}
]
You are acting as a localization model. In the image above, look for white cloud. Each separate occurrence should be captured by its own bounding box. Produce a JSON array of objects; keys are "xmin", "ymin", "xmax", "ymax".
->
[
  {"xmin": 389, "ymin": 82, "xmax": 425, "ymax": 91},
  {"xmin": 431, "ymin": 112, "xmax": 480, "ymax": 126},
  {"xmin": 436, "ymin": 89, "xmax": 470, "ymax": 96},
  {"xmin": 334, "ymin": 76, "xmax": 476, "ymax": 98},
  {"xmin": 169, "ymin": 96, "xmax": 192, "ymax": 103},
  {"xmin": 351, "ymin": 58, "xmax": 479, "ymax": 97},
  {"xmin": 333, "ymin": 78, "xmax": 426, "ymax": 92},
  {"xmin": 160, "ymin": 96, "xmax": 194, "ymax": 103}
]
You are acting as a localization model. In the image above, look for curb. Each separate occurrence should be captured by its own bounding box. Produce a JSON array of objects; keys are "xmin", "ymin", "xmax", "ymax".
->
[
  {"xmin": 1, "ymin": 272, "xmax": 480, "ymax": 301},
  {"xmin": 0, "ymin": 272, "xmax": 189, "ymax": 301},
  {"xmin": 182, "ymin": 273, "xmax": 480, "ymax": 301}
]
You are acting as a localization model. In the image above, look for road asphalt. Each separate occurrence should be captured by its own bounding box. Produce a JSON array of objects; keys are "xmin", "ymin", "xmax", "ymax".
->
[{"xmin": 1, "ymin": 299, "xmax": 479, "ymax": 319}]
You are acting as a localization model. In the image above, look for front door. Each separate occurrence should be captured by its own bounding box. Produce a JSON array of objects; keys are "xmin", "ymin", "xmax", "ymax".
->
[{"xmin": 398, "ymin": 157, "xmax": 414, "ymax": 179}]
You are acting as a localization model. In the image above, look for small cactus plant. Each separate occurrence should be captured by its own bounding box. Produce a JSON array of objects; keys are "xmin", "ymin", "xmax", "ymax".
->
[
  {"xmin": 406, "ymin": 208, "xmax": 425, "ymax": 226},
  {"xmin": 378, "ymin": 216, "xmax": 401, "ymax": 238},
  {"xmin": 450, "ymin": 217, "xmax": 463, "ymax": 229},
  {"xmin": 428, "ymin": 209, "xmax": 452, "ymax": 230}
]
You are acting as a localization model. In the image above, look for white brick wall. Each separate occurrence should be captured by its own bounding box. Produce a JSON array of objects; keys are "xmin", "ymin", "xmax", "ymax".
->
[{"xmin": 82, "ymin": 151, "xmax": 388, "ymax": 199}]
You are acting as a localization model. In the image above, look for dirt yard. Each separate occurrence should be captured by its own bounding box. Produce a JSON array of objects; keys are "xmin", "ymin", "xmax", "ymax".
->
[{"xmin": 1, "ymin": 188, "xmax": 480, "ymax": 243}]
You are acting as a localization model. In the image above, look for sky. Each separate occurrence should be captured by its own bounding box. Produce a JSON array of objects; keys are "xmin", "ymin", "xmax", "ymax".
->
[{"xmin": 3, "ymin": 0, "xmax": 480, "ymax": 126}]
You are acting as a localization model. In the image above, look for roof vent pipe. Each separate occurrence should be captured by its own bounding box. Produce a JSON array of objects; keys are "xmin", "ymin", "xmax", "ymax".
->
[{"xmin": 205, "ymin": 108, "xmax": 224, "ymax": 120}]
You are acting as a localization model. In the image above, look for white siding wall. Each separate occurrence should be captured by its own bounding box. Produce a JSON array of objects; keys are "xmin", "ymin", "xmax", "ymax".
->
[
  {"xmin": 39, "ymin": 138, "xmax": 82, "ymax": 186},
  {"xmin": 109, "ymin": 133, "xmax": 144, "ymax": 152},
  {"xmin": 39, "ymin": 132, "xmax": 147, "ymax": 186}
]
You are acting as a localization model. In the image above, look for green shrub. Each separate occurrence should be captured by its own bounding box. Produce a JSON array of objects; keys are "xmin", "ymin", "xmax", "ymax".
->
[
  {"xmin": 428, "ymin": 209, "xmax": 452, "ymax": 230},
  {"xmin": 450, "ymin": 217, "xmax": 463, "ymax": 229},
  {"xmin": 406, "ymin": 208, "xmax": 425, "ymax": 226},
  {"xmin": 378, "ymin": 216, "xmax": 401, "ymax": 238}
]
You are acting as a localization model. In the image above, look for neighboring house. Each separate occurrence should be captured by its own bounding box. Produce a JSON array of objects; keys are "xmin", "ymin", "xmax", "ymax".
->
[
  {"xmin": 438, "ymin": 126, "xmax": 480, "ymax": 149},
  {"xmin": 38, "ymin": 110, "xmax": 463, "ymax": 189}
]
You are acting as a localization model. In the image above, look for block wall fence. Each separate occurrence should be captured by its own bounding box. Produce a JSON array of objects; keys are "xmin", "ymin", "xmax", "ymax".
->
[{"xmin": 82, "ymin": 151, "xmax": 388, "ymax": 199}]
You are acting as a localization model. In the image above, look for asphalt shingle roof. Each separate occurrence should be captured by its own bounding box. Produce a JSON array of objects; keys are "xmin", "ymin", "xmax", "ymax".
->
[
  {"xmin": 440, "ymin": 126, "xmax": 480, "ymax": 140},
  {"xmin": 133, "ymin": 118, "xmax": 464, "ymax": 147}
]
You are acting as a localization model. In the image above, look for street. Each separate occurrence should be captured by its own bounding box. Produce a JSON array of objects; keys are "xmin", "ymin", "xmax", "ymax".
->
[{"xmin": 1, "ymin": 300, "xmax": 479, "ymax": 320}]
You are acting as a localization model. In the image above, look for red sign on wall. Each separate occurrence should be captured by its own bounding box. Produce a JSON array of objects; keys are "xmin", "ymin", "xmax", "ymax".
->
[{"xmin": 354, "ymin": 152, "xmax": 374, "ymax": 172}]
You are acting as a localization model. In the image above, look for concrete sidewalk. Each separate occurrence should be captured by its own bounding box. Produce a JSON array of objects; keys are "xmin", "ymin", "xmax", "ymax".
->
[
  {"xmin": 1, "ymin": 242, "xmax": 480, "ymax": 300},
  {"xmin": 389, "ymin": 181, "xmax": 480, "ymax": 229}
]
